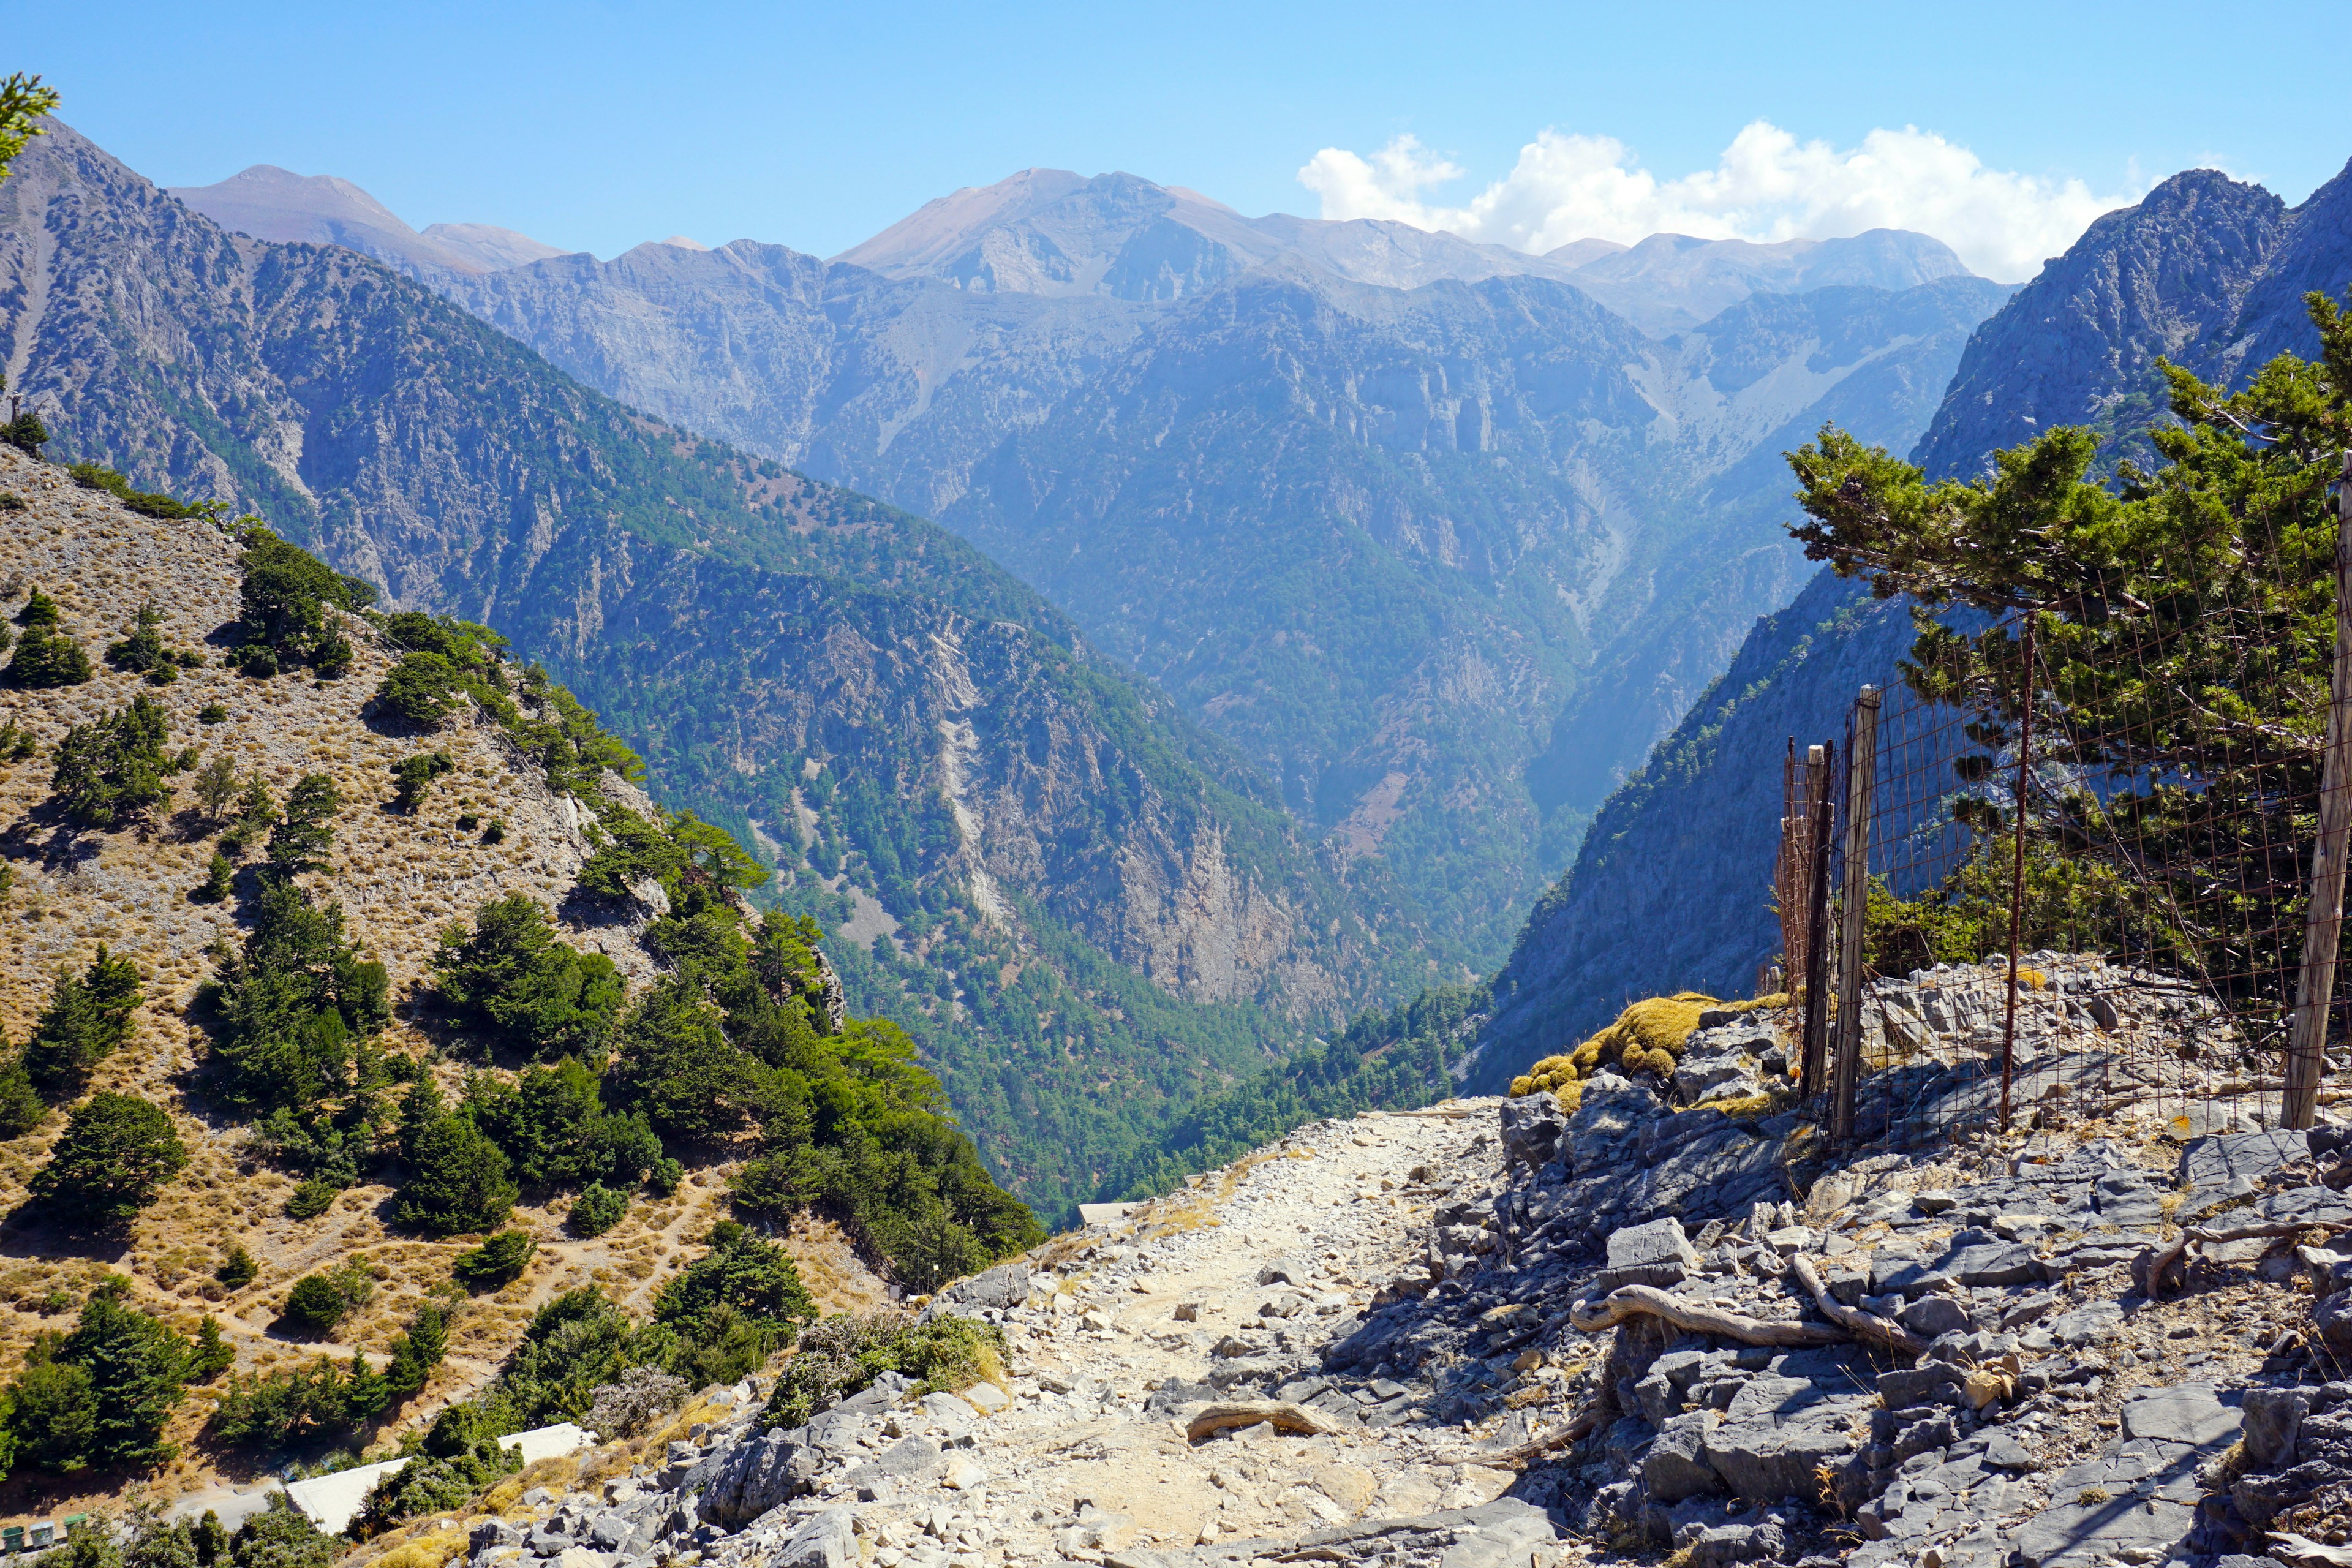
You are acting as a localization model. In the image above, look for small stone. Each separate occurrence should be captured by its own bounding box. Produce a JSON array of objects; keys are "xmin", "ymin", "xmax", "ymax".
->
[
  {"xmin": 1901, "ymin": 1296, "xmax": 1973, "ymax": 1339},
  {"xmin": 941, "ymin": 1456, "xmax": 986, "ymax": 1490},
  {"xmin": 1915, "ymin": 1191, "xmax": 1959, "ymax": 1215},
  {"xmin": 960, "ymin": 1383, "xmax": 1009, "ymax": 1415},
  {"xmin": 1172, "ymin": 1302, "xmax": 1200, "ymax": 1321}
]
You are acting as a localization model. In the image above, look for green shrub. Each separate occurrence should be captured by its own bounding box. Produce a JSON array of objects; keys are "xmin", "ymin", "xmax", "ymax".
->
[
  {"xmin": 216, "ymin": 1244, "xmax": 259, "ymax": 1289},
  {"xmin": 372, "ymin": 652, "xmax": 463, "ymax": 728},
  {"xmin": 285, "ymin": 1180, "xmax": 337, "ymax": 1220},
  {"xmin": 50, "ymin": 696, "xmax": 171, "ymax": 826},
  {"xmin": 4, "ymin": 622, "xmax": 91, "ymax": 686},
  {"xmin": 31, "ymin": 1093, "xmax": 186, "ymax": 1226},
  {"xmin": 67, "ymin": 461, "xmax": 207, "ymax": 519},
  {"xmin": 280, "ymin": 1264, "xmax": 373, "ymax": 1335},
  {"xmin": 652, "ymin": 1222, "xmax": 815, "ymax": 1342},
  {"xmin": 432, "ymin": 895, "xmax": 625, "ymax": 1059},
  {"xmin": 227, "ymin": 1497, "xmax": 334, "ymax": 1568},
  {"xmin": 396, "ymin": 1081, "xmax": 517, "ymax": 1237},
  {"xmin": 569, "ymin": 1183, "xmax": 627, "ymax": 1237},
  {"xmin": 349, "ymin": 1403, "xmax": 519, "ymax": 1537},
  {"xmin": 24, "ymin": 945, "xmax": 141, "ymax": 1090},
  {"xmin": 450, "ymin": 1229, "xmax": 535, "ymax": 1288},
  {"xmin": 198, "ymin": 703, "xmax": 228, "ymax": 723},
  {"xmin": 198, "ymin": 850, "xmax": 235, "ymax": 902},
  {"xmin": 390, "ymin": 750, "xmax": 453, "ymax": 812},
  {"xmin": 200, "ymin": 879, "xmax": 388, "ymax": 1110},
  {"xmin": 104, "ymin": 600, "xmax": 174, "ymax": 675},
  {"xmin": 762, "ymin": 1313, "xmax": 1004, "ymax": 1428},
  {"xmin": 465, "ymin": 1058, "xmax": 659, "ymax": 1189}
]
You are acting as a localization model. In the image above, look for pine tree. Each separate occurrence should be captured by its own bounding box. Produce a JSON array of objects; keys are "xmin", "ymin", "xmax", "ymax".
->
[
  {"xmin": 396, "ymin": 1108, "xmax": 516, "ymax": 1237},
  {"xmin": 32, "ymin": 1093, "xmax": 188, "ymax": 1226},
  {"xmin": 26, "ymin": 946, "xmax": 143, "ymax": 1090},
  {"xmin": 265, "ymin": 773, "xmax": 340, "ymax": 875},
  {"xmin": 0, "ymin": 1046, "xmax": 45, "ymax": 1136},
  {"xmin": 198, "ymin": 850, "xmax": 234, "ymax": 902},
  {"xmin": 61, "ymin": 1280, "xmax": 190, "ymax": 1468},
  {"xmin": 188, "ymin": 1316, "xmax": 235, "ymax": 1381}
]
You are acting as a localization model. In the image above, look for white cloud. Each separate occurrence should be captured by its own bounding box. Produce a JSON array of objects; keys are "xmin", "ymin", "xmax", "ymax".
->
[{"xmin": 1297, "ymin": 122, "xmax": 2144, "ymax": 282}]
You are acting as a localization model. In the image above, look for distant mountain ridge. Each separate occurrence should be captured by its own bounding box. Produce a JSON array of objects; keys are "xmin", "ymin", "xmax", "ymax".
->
[
  {"xmin": 834, "ymin": 165, "xmax": 1970, "ymax": 331},
  {"xmin": 165, "ymin": 149, "xmax": 2011, "ymax": 1002},
  {"xmin": 167, "ymin": 162, "xmax": 568, "ymax": 279}
]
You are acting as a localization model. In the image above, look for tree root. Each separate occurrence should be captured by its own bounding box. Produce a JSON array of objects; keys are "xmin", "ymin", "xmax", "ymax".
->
[
  {"xmin": 1185, "ymin": 1401, "xmax": 1341, "ymax": 1442},
  {"xmin": 2138, "ymin": 1218, "xmax": 2352, "ymax": 1300},
  {"xmin": 1439, "ymin": 1406, "xmax": 1604, "ymax": 1469},
  {"xmin": 1568, "ymin": 1284, "xmax": 1844, "ymax": 1346},
  {"xmin": 1787, "ymin": 1253, "xmax": 1926, "ymax": 1357}
]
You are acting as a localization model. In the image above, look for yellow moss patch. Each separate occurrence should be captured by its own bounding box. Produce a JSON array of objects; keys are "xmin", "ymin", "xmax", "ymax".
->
[
  {"xmin": 365, "ymin": 1529, "xmax": 466, "ymax": 1568},
  {"xmin": 1509, "ymin": 992, "xmax": 1796, "ymax": 1098}
]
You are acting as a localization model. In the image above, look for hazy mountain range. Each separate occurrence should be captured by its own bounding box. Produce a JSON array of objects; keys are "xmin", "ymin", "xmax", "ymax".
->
[{"xmin": 168, "ymin": 159, "xmax": 2010, "ymax": 977}]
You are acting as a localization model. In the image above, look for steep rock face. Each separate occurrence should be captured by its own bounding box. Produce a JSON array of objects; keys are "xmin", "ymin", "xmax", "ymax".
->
[
  {"xmin": 0, "ymin": 123, "xmax": 1401, "ymax": 1211},
  {"xmin": 500, "ymin": 533, "xmax": 1378, "ymax": 1015},
  {"xmin": 1910, "ymin": 170, "xmax": 2290, "ymax": 479}
]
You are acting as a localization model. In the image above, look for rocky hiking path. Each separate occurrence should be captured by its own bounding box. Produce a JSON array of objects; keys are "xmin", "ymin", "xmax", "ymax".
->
[{"xmin": 388, "ymin": 962, "xmax": 2352, "ymax": 1568}]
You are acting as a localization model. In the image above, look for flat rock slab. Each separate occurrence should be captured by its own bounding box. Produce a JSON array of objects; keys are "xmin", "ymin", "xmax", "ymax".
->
[
  {"xmin": 2050, "ymin": 1302, "xmax": 2123, "ymax": 1347},
  {"xmin": 2013, "ymin": 1494, "xmax": 2196, "ymax": 1568},
  {"xmin": 2121, "ymin": 1382, "xmax": 2241, "ymax": 1449},
  {"xmin": 2180, "ymin": 1129, "xmax": 2307, "ymax": 1197},
  {"xmin": 1599, "ymin": 1217, "xmax": 1700, "ymax": 1290}
]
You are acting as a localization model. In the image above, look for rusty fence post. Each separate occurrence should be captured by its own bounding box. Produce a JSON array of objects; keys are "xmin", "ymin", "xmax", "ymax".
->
[
  {"xmin": 1831, "ymin": 687, "xmax": 1882, "ymax": 1147},
  {"xmin": 2285, "ymin": 451, "xmax": 2352, "ymax": 1129}
]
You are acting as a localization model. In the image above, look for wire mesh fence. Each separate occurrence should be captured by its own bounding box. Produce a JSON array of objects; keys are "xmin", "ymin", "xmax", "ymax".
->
[{"xmin": 1779, "ymin": 458, "xmax": 2352, "ymax": 1144}]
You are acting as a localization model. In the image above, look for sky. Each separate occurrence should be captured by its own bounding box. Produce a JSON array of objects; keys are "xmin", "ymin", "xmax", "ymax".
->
[{"xmin": 15, "ymin": 0, "xmax": 2352, "ymax": 282}]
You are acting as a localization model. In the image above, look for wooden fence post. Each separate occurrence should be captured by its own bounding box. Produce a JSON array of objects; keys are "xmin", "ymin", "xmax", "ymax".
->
[
  {"xmin": 1800, "ymin": 744, "xmax": 1836, "ymax": 1098},
  {"xmin": 1998, "ymin": 617, "xmax": 2038, "ymax": 1133},
  {"xmin": 2285, "ymin": 451, "xmax": 2352, "ymax": 1129},
  {"xmin": 1831, "ymin": 687, "xmax": 1882, "ymax": 1147}
]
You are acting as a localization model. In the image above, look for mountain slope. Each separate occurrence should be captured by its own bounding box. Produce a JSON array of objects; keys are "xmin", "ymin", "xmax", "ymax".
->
[
  {"xmin": 0, "ymin": 121, "xmax": 1409, "ymax": 1219},
  {"xmin": 0, "ymin": 449, "xmax": 969, "ymax": 1518},
  {"xmin": 431, "ymin": 202, "xmax": 2005, "ymax": 970}
]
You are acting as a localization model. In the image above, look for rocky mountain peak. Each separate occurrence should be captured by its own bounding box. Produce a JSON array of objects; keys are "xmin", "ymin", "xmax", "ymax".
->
[{"xmin": 168, "ymin": 160, "xmax": 562, "ymax": 282}]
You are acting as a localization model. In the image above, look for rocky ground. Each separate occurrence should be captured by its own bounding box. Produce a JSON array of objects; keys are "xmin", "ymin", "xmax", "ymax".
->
[{"xmin": 353, "ymin": 957, "xmax": 2352, "ymax": 1568}]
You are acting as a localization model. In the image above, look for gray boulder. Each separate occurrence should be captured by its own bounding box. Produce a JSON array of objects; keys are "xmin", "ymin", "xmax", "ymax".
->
[
  {"xmin": 1644, "ymin": 1411, "xmax": 1722, "ymax": 1502},
  {"xmin": 1898, "ymin": 1295, "xmax": 1971, "ymax": 1339},
  {"xmin": 1598, "ymin": 1217, "xmax": 1701, "ymax": 1289},
  {"xmin": 776, "ymin": 1509, "xmax": 858, "ymax": 1568},
  {"xmin": 697, "ymin": 1427, "xmax": 823, "ymax": 1524},
  {"xmin": 2243, "ymin": 1387, "xmax": 2313, "ymax": 1468},
  {"xmin": 932, "ymin": 1262, "xmax": 1028, "ymax": 1313},
  {"xmin": 1498, "ymin": 1093, "xmax": 1567, "ymax": 1169},
  {"xmin": 2180, "ymin": 1129, "xmax": 2308, "ymax": 1198},
  {"xmin": 1699, "ymin": 1373, "xmax": 1873, "ymax": 1501}
]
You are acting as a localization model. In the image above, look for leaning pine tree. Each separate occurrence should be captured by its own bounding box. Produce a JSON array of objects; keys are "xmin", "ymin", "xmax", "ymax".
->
[{"xmin": 1784, "ymin": 286, "xmax": 2352, "ymax": 1014}]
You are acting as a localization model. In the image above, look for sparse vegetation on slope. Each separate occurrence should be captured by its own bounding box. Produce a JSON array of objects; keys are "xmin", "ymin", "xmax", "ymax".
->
[{"xmin": 0, "ymin": 444, "xmax": 1029, "ymax": 1520}]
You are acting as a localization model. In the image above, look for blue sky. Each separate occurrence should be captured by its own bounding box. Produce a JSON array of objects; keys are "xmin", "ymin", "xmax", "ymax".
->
[{"xmin": 17, "ymin": 0, "xmax": 2350, "ymax": 274}]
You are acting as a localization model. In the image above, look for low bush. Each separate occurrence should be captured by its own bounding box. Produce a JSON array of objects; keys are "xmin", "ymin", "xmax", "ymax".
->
[{"xmin": 762, "ymin": 1312, "xmax": 1004, "ymax": 1428}]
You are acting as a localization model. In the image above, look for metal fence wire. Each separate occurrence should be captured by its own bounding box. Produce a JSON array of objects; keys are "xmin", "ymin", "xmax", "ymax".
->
[{"xmin": 1778, "ymin": 453, "xmax": 2352, "ymax": 1143}]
